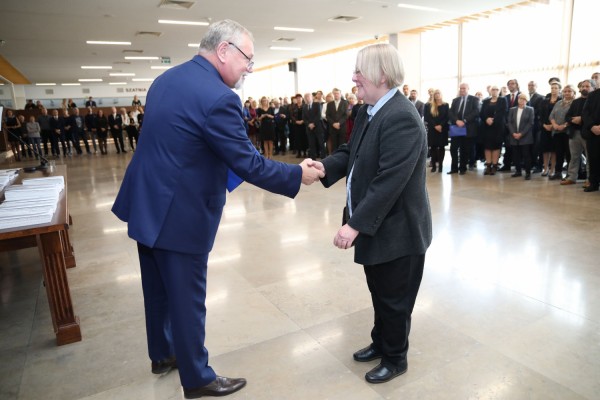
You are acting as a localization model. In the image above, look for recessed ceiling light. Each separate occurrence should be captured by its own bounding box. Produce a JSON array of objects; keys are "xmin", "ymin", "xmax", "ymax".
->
[
  {"xmin": 188, "ymin": 43, "xmax": 200, "ymax": 48},
  {"xmin": 35, "ymin": 83, "xmax": 56, "ymax": 86},
  {"xmin": 132, "ymin": 78, "xmax": 155, "ymax": 82},
  {"xmin": 124, "ymin": 56, "xmax": 160, "ymax": 60},
  {"xmin": 61, "ymin": 83, "xmax": 81, "ymax": 86},
  {"xmin": 109, "ymin": 73, "xmax": 136, "ymax": 76},
  {"xmin": 86, "ymin": 40, "xmax": 131, "ymax": 45},
  {"xmin": 274, "ymin": 26, "xmax": 314, "ymax": 33},
  {"xmin": 78, "ymin": 78, "xmax": 103, "ymax": 82},
  {"xmin": 81, "ymin": 66, "xmax": 112, "ymax": 69},
  {"xmin": 158, "ymin": 19, "xmax": 209, "ymax": 26},
  {"xmin": 109, "ymin": 82, "xmax": 127, "ymax": 85},
  {"xmin": 151, "ymin": 66, "xmax": 172, "ymax": 70},
  {"xmin": 270, "ymin": 46, "xmax": 301, "ymax": 51},
  {"xmin": 397, "ymin": 3, "xmax": 442, "ymax": 12}
]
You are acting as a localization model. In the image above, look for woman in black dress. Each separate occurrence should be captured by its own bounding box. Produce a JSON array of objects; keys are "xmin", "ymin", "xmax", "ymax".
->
[
  {"xmin": 256, "ymin": 96, "xmax": 275, "ymax": 159},
  {"xmin": 291, "ymin": 94, "xmax": 307, "ymax": 158},
  {"xmin": 479, "ymin": 86, "xmax": 508, "ymax": 175},
  {"xmin": 424, "ymin": 89, "xmax": 449, "ymax": 173}
]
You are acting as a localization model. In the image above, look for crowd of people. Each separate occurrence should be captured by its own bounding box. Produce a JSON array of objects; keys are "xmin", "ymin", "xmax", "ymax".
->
[
  {"xmin": 5, "ymin": 75, "xmax": 600, "ymax": 194},
  {"xmin": 241, "ymin": 72, "xmax": 600, "ymax": 193},
  {"xmin": 3, "ymin": 96, "xmax": 145, "ymax": 160},
  {"xmin": 422, "ymin": 73, "xmax": 600, "ymax": 193}
]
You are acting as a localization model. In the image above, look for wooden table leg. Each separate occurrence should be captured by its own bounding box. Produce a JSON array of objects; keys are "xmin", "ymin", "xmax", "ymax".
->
[
  {"xmin": 37, "ymin": 230, "xmax": 82, "ymax": 346},
  {"xmin": 61, "ymin": 228, "xmax": 76, "ymax": 269}
]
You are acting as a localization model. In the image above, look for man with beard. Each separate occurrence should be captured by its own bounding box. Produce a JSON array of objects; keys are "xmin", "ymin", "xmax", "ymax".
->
[
  {"xmin": 562, "ymin": 79, "xmax": 595, "ymax": 186},
  {"xmin": 582, "ymin": 72, "xmax": 600, "ymax": 192}
]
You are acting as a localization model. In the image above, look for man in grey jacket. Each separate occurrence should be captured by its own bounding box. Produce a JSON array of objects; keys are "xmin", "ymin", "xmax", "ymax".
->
[{"xmin": 310, "ymin": 43, "xmax": 432, "ymax": 384}]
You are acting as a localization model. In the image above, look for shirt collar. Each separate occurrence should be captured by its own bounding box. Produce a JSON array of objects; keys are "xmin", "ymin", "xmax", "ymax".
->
[{"xmin": 367, "ymin": 88, "xmax": 398, "ymax": 121}]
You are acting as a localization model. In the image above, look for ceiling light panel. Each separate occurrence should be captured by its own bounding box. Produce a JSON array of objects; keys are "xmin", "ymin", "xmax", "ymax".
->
[
  {"xmin": 86, "ymin": 40, "xmax": 131, "ymax": 45},
  {"xmin": 158, "ymin": 19, "xmax": 209, "ymax": 26}
]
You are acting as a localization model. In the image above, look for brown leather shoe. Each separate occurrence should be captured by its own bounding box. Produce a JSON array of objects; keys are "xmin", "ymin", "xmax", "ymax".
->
[
  {"xmin": 151, "ymin": 357, "xmax": 177, "ymax": 374},
  {"xmin": 184, "ymin": 376, "xmax": 247, "ymax": 398},
  {"xmin": 560, "ymin": 179, "xmax": 576, "ymax": 185}
]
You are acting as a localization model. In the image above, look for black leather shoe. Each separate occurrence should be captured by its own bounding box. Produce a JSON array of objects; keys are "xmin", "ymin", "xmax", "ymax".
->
[
  {"xmin": 459, "ymin": 170, "xmax": 466, "ymax": 175},
  {"xmin": 365, "ymin": 363, "xmax": 407, "ymax": 384},
  {"xmin": 584, "ymin": 185, "xmax": 599, "ymax": 192},
  {"xmin": 498, "ymin": 165, "xmax": 511, "ymax": 172},
  {"xmin": 447, "ymin": 170, "xmax": 458, "ymax": 175},
  {"xmin": 549, "ymin": 173, "xmax": 562, "ymax": 181},
  {"xmin": 511, "ymin": 172, "xmax": 522, "ymax": 177},
  {"xmin": 525, "ymin": 173, "xmax": 531, "ymax": 180},
  {"xmin": 184, "ymin": 376, "xmax": 247, "ymax": 399},
  {"xmin": 151, "ymin": 357, "xmax": 177, "ymax": 374},
  {"xmin": 353, "ymin": 345, "xmax": 383, "ymax": 362}
]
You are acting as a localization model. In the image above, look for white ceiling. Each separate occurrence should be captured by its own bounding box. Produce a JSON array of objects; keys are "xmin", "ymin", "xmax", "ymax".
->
[{"xmin": 0, "ymin": 0, "xmax": 518, "ymax": 85}]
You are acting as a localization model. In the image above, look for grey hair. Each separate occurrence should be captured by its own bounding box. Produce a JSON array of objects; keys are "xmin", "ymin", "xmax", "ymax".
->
[
  {"xmin": 355, "ymin": 43, "xmax": 404, "ymax": 89},
  {"xmin": 199, "ymin": 19, "xmax": 253, "ymax": 53}
]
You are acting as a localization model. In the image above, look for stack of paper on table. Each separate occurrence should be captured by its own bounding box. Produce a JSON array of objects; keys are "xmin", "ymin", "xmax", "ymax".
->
[
  {"xmin": 0, "ymin": 178, "xmax": 62, "ymax": 229},
  {"xmin": 0, "ymin": 169, "xmax": 20, "ymax": 191}
]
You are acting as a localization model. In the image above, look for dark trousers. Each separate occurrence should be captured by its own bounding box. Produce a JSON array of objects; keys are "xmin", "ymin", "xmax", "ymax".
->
[
  {"xmin": 449, "ymin": 136, "xmax": 471, "ymax": 172},
  {"xmin": 41, "ymin": 129, "xmax": 52, "ymax": 155},
  {"xmin": 137, "ymin": 243, "xmax": 217, "ymax": 389},
  {"xmin": 79, "ymin": 131, "xmax": 91, "ymax": 153},
  {"xmin": 307, "ymin": 128, "xmax": 326, "ymax": 159},
  {"xmin": 552, "ymin": 132, "xmax": 570, "ymax": 174},
  {"xmin": 430, "ymin": 146, "xmax": 446, "ymax": 169},
  {"xmin": 364, "ymin": 253, "xmax": 425, "ymax": 368},
  {"xmin": 111, "ymin": 129, "xmax": 125, "ymax": 152},
  {"xmin": 587, "ymin": 135, "xmax": 600, "ymax": 187},
  {"xmin": 275, "ymin": 126, "xmax": 286, "ymax": 153},
  {"xmin": 512, "ymin": 144, "xmax": 532, "ymax": 173},
  {"xmin": 329, "ymin": 128, "xmax": 346, "ymax": 154}
]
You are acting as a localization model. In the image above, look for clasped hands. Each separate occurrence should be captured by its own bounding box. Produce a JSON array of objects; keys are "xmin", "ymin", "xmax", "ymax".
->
[{"xmin": 300, "ymin": 158, "xmax": 326, "ymax": 185}]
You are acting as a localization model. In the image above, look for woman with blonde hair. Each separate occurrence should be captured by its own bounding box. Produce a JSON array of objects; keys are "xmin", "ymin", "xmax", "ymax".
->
[
  {"xmin": 424, "ymin": 89, "xmax": 449, "ymax": 173},
  {"xmin": 256, "ymin": 96, "xmax": 275, "ymax": 159}
]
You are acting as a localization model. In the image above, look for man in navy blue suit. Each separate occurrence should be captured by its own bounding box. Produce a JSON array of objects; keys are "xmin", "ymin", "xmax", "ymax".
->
[{"xmin": 112, "ymin": 19, "xmax": 323, "ymax": 399}]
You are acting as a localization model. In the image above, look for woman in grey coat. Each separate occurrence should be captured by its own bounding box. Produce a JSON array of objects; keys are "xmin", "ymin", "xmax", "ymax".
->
[{"xmin": 507, "ymin": 93, "xmax": 535, "ymax": 179}]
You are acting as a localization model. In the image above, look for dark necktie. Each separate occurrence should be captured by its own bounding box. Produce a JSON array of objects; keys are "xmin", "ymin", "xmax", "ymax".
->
[{"xmin": 458, "ymin": 97, "xmax": 466, "ymax": 119}]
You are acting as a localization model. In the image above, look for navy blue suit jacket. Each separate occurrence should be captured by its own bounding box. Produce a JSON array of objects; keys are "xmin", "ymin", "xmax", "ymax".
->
[{"xmin": 112, "ymin": 55, "xmax": 302, "ymax": 254}]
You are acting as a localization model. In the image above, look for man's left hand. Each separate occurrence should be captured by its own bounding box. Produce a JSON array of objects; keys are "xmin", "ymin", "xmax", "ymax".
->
[{"xmin": 334, "ymin": 224, "xmax": 359, "ymax": 249}]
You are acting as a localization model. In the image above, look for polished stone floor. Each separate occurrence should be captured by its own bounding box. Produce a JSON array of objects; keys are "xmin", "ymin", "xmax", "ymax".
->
[{"xmin": 1, "ymin": 148, "xmax": 599, "ymax": 400}]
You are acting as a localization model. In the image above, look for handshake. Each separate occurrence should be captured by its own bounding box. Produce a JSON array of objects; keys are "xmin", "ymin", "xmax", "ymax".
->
[{"xmin": 300, "ymin": 158, "xmax": 326, "ymax": 185}]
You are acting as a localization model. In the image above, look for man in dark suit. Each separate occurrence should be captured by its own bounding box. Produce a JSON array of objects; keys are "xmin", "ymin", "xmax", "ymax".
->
[
  {"xmin": 408, "ymin": 89, "xmax": 425, "ymax": 118},
  {"xmin": 448, "ymin": 83, "xmax": 480, "ymax": 174},
  {"xmin": 499, "ymin": 79, "xmax": 521, "ymax": 171},
  {"xmin": 85, "ymin": 96, "xmax": 97, "ymax": 108},
  {"xmin": 303, "ymin": 92, "xmax": 326, "ymax": 159},
  {"xmin": 108, "ymin": 106, "xmax": 125, "ymax": 153},
  {"xmin": 311, "ymin": 43, "xmax": 432, "ymax": 385},
  {"xmin": 112, "ymin": 20, "xmax": 323, "ymax": 399},
  {"xmin": 582, "ymin": 72, "xmax": 600, "ymax": 192},
  {"xmin": 527, "ymin": 81, "xmax": 545, "ymax": 172},
  {"xmin": 326, "ymin": 88, "xmax": 349, "ymax": 153}
]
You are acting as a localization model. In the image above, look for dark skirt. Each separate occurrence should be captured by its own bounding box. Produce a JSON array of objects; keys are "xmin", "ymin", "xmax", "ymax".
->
[{"xmin": 540, "ymin": 129, "xmax": 554, "ymax": 152}]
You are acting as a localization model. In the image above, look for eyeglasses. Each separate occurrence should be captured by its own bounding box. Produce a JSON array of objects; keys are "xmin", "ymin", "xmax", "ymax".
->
[{"xmin": 228, "ymin": 42, "xmax": 254, "ymax": 71}]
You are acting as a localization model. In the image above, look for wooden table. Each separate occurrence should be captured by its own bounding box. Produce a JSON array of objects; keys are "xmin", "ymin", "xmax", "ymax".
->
[{"xmin": 0, "ymin": 165, "xmax": 81, "ymax": 345}]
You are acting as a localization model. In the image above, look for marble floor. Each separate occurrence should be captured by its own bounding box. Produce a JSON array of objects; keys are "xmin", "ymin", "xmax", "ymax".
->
[{"xmin": 1, "ymin": 149, "xmax": 599, "ymax": 400}]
